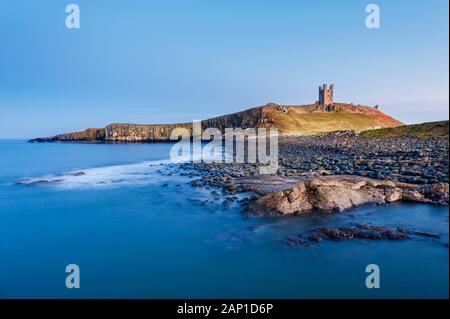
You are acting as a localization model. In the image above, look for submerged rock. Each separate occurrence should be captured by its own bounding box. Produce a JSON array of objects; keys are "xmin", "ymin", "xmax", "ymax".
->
[
  {"xmin": 308, "ymin": 224, "xmax": 410, "ymax": 241},
  {"xmin": 251, "ymin": 175, "xmax": 449, "ymax": 216},
  {"xmin": 285, "ymin": 223, "xmax": 441, "ymax": 247},
  {"xmin": 29, "ymin": 180, "xmax": 52, "ymax": 185},
  {"xmin": 70, "ymin": 171, "xmax": 86, "ymax": 176},
  {"xmin": 17, "ymin": 179, "xmax": 64, "ymax": 186}
]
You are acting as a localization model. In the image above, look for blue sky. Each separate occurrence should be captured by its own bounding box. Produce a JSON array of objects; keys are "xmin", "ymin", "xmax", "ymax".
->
[{"xmin": 0, "ymin": 0, "xmax": 448, "ymax": 138}]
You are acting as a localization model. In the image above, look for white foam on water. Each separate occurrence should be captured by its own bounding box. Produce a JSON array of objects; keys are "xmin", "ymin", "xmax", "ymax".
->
[
  {"xmin": 17, "ymin": 145, "xmax": 228, "ymax": 190},
  {"xmin": 17, "ymin": 158, "xmax": 179, "ymax": 189}
]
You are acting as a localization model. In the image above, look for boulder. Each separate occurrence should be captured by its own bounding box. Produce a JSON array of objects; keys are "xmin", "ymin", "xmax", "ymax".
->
[{"xmin": 252, "ymin": 175, "xmax": 449, "ymax": 215}]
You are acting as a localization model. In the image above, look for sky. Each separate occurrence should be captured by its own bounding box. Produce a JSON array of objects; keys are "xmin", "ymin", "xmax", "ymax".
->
[{"xmin": 0, "ymin": 0, "xmax": 448, "ymax": 138}]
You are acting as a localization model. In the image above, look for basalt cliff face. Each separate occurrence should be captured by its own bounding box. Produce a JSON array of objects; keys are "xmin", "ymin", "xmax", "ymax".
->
[
  {"xmin": 29, "ymin": 103, "xmax": 403, "ymax": 143},
  {"xmin": 105, "ymin": 123, "xmax": 192, "ymax": 142},
  {"xmin": 104, "ymin": 106, "xmax": 266, "ymax": 142}
]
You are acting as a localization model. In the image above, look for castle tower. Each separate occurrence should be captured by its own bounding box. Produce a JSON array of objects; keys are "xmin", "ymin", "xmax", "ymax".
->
[{"xmin": 318, "ymin": 83, "xmax": 334, "ymax": 111}]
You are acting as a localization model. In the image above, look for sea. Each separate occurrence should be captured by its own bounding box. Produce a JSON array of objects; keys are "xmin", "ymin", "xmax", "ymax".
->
[{"xmin": 0, "ymin": 139, "xmax": 448, "ymax": 298}]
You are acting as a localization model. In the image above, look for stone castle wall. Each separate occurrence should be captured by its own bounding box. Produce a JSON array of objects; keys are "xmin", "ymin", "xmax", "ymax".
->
[{"xmin": 319, "ymin": 84, "xmax": 334, "ymax": 111}]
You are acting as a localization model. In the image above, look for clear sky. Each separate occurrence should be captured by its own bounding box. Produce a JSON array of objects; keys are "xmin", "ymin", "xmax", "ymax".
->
[{"xmin": 0, "ymin": 0, "xmax": 448, "ymax": 138}]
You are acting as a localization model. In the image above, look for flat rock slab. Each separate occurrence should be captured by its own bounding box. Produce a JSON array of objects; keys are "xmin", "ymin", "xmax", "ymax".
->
[
  {"xmin": 243, "ymin": 175, "xmax": 449, "ymax": 215},
  {"xmin": 236, "ymin": 175, "xmax": 302, "ymax": 194}
]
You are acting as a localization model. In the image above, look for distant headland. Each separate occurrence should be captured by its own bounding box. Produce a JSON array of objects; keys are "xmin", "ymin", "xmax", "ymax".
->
[{"xmin": 29, "ymin": 84, "xmax": 405, "ymax": 143}]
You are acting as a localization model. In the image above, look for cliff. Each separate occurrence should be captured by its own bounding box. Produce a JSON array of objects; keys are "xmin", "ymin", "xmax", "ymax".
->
[
  {"xmin": 29, "ymin": 128, "xmax": 106, "ymax": 143},
  {"xmin": 29, "ymin": 102, "xmax": 404, "ymax": 143}
]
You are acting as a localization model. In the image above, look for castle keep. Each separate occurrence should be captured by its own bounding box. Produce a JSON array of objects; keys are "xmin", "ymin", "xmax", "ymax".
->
[{"xmin": 319, "ymin": 84, "xmax": 334, "ymax": 111}]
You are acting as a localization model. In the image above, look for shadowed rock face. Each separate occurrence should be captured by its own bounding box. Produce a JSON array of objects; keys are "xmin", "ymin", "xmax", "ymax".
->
[
  {"xmin": 29, "ymin": 128, "xmax": 106, "ymax": 143},
  {"xmin": 103, "ymin": 107, "xmax": 265, "ymax": 142},
  {"xmin": 250, "ymin": 175, "xmax": 449, "ymax": 215},
  {"xmin": 105, "ymin": 123, "xmax": 193, "ymax": 142},
  {"xmin": 28, "ymin": 107, "xmax": 266, "ymax": 142},
  {"xmin": 28, "ymin": 102, "xmax": 403, "ymax": 142}
]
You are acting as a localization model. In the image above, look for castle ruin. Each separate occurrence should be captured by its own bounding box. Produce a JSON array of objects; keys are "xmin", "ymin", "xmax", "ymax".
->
[{"xmin": 318, "ymin": 83, "xmax": 334, "ymax": 111}]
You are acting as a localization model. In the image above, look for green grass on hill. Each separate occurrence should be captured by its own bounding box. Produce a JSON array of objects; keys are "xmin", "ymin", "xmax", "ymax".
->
[
  {"xmin": 269, "ymin": 111, "xmax": 401, "ymax": 134},
  {"xmin": 361, "ymin": 120, "xmax": 449, "ymax": 138}
]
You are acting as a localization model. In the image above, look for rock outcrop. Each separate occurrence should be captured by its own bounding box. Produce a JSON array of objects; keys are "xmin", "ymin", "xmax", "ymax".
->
[
  {"xmin": 29, "ymin": 128, "xmax": 106, "ymax": 143},
  {"xmin": 105, "ymin": 123, "xmax": 193, "ymax": 142},
  {"xmin": 251, "ymin": 175, "xmax": 449, "ymax": 216}
]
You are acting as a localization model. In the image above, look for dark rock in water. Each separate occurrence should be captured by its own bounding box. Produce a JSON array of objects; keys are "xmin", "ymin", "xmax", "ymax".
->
[
  {"xmin": 222, "ymin": 197, "xmax": 235, "ymax": 208},
  {"xmin": 29, "ymin": 180, "xmax": 51, "ymax": 185},
  {"xmin": 162, "ymin": 183, "xmax": 169, "ymax": 187},
  {"xmin": 409, "ymin": 230, "xmax": 441, "ymax": 239},
  {"xmin": 226, "ymin": 183, "xmax": 237, "ymax": 194},
  {"xmin": 70, "ymin": 172, "xmax": 86, "ymax": 176},
  {"xmin": 188, "ymin": 198, "xmax": 207, "ymax": 206},
  {"xmin": 309, "ymin": 224, "xmax": 410, "ymax": 241},
  {"xmin": 191, "ymin": 180, "xmax": 203, "ymax": 187},
  {"xmin": 15, "ymin": 179, "xmax": 31, "ymax": 185},
  {"xmin": 285, "ymin": 223, "xmax": 441, "ymax": 247},
  {"xmin": 285, "ymin": 236, "xmax": 310, "ymax": 247},
  {"xmin": 26, "ymin": 179, "xmax": 64, "ymax": 185}
]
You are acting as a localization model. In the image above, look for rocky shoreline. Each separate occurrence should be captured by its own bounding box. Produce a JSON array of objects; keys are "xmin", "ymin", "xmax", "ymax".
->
[
  {"xmin": 251, "ymin": 175, "xmax": 448, "ymax": 215},
  {"xmin": 182, "ymin": 134, "xmax": 449, "ymax": 215},
  {"xmin": 22, "ymin": 133, "xmax": 450, "ymax": 216},
  {"xmin": 278, "ymin": 133, "xmax": 448, "ymax": 184}
]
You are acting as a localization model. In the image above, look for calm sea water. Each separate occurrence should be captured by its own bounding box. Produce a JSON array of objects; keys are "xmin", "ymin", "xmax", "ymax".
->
[{"xmin": 0, "ymin": 139, "xmax": 448, "ymax": 298}]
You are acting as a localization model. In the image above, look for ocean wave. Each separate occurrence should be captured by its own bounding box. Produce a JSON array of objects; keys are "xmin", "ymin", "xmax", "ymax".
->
[
  {"xmin": 16, "ymin": 146, "xmax": 228, "ymax": 189},
  {"xmin": 16, "ymin": 158, "xmax": 184, "ymax": 189}
]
